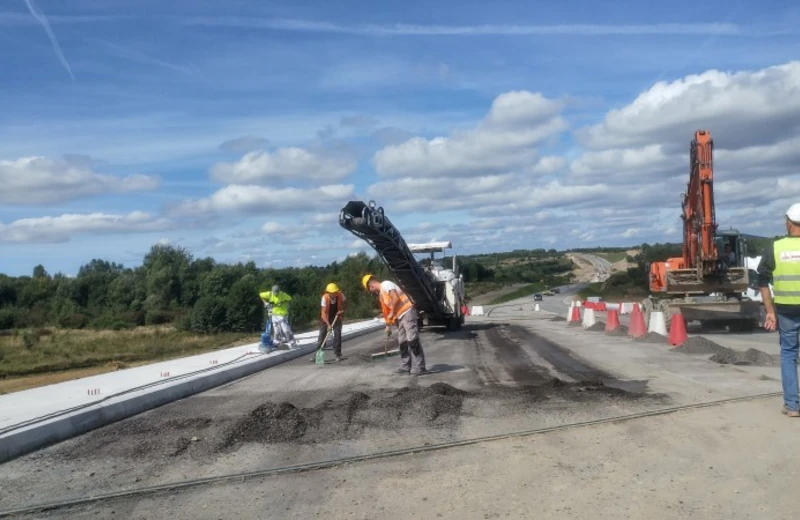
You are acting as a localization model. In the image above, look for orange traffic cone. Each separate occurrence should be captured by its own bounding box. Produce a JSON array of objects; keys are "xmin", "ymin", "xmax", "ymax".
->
[
  {"xmin": 668, "ymin": 312, "xmax": 688, "ymax": 346},
  {"xmin": 605, "ymin": 309, "xmax": 620, "ymax": 332},
  {"xmin": 568, "ymin": 304, "xmax": 581, "ymax": 325},
  {"xmin": 628, "ymin": 304, "xmax": 646, "ymax": 338}
]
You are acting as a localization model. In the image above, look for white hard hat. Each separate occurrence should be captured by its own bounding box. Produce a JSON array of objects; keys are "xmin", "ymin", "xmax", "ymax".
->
[{"xmin": 787, "ymin": 203, "xmax": 800, "ymax": 224}]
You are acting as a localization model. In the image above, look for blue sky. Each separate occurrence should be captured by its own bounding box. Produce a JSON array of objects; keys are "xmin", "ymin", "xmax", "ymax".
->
[{"xmin": 2, "ymin": 0, "xmax": 800, "ymax": 276}]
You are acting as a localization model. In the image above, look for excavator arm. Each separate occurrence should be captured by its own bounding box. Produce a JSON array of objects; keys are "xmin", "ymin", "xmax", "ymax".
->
[{"xmin": 681, "ymin": 130, "xmax": 719, "ymax": 276}]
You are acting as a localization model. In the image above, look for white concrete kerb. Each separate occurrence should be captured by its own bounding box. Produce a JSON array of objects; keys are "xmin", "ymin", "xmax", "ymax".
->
[{"xmin": 0, "ymin": 318, "xmax": 385, "ymax": 464}]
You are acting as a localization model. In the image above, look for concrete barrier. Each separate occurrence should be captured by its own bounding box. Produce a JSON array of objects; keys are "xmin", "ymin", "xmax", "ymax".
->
[{"xmin": 0, "ymin": 318, "xmax": 384, "ymax": 463}]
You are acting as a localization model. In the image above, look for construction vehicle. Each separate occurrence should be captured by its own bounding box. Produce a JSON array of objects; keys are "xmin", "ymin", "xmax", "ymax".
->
[
  {"xmin": 339, "ymin": 200, "xmax": 466, "ymax": 330},
  {"xmin": 643, "ymin": 130, "xmax": 761, "ymax": 331}
]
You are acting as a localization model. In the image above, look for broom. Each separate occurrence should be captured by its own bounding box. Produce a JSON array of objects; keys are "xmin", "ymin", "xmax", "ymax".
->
[
  {"xmin": 315, "ymin": 315, "xmax": 339, "ymax": 366},
  {"xmin": 371, "ymin": 328, "xmax": 400, "ymax": 360}
]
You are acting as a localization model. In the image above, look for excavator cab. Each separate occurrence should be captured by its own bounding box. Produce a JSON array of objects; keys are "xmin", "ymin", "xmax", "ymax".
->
[{"xmin": 714, "ymin": 229, "xmax": 747, "ymax": 269}]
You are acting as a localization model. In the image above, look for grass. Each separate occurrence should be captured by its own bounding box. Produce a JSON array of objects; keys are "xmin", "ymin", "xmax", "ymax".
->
[
  {"xmin": 464, "ymin": 282, "xmax": 509, "ymax": 300},
  {"xmin": 0, "ymin": 326, "xmax": 254, "ymax": 381},
  {"xmin": 487, "ymin": 283, "xmax": 545, "ymax": 305}
]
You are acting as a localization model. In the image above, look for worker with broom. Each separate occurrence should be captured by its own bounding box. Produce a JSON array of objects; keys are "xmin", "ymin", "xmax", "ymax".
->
[
  {"xmin": 362, "ymin": 274, "xmax": 428, "ymax": 375},
  {"xmin": 310, "ymin": 283, "xmax": 347, "ymax": 363}
]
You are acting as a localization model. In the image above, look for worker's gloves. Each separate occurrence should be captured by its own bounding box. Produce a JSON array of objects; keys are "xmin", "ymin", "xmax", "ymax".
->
[{"xmin": 385, "ymin": 326, "xmax": 392, "ymax": 336}]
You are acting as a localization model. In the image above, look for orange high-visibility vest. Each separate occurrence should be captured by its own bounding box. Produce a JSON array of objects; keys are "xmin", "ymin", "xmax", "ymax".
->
[
  {"xmin": 321, "ymin": 291, "xmax": 347, "ymax": 321},
  {"xmin": 379, "ymin": 282, "xmax": 413, "ymax": 325}
]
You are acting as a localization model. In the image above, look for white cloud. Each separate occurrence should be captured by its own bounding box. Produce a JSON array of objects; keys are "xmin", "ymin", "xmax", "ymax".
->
[
  {"xmin": 210, "ymin": 147, "xmax": 357, "ymax": 184},
  {"xmin": 0, "ymin": 212, "xmax": 171, "ymax": 243},
  {"xmin": 171, "ymin": 184, "xmax": 355, "ymax": 217},
  {"xmin": 576, "ymin": 61, "xmax": 800, "ymax": 152},
  {"xmin": 372, "ymin": 90, "xmax": 568, "ymax": 177},
  {"xmin": 184, "ymin": 18, "xmax": 746, "ymax": 37},
  {"xmin": 0, "ymin": 156, "xmax": 160, "ymax": 205},
  {"xmin": 531, "ymin": 156, "xmax": 567, "ymax": 175}
]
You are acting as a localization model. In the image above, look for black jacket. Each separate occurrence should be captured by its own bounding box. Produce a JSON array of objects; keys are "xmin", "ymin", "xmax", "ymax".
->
[{"xmin": 756, "ymin": 240, "xmax": 800, "ymax": 316}]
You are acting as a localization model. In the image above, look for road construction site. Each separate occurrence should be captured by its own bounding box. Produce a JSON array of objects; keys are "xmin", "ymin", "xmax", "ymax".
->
[{"xmin": 0, "ymin": 290, "xmax": 794, "ymax": 519}]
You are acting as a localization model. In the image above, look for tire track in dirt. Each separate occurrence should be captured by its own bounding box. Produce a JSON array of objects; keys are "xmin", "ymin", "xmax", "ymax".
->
[
  {"xmin": 504, "ymin": 324, "xmax": 612, "ymax": 383},
  {"xmin": 482, "ymin": 324, "xmax": 553, "ymax": 386}
]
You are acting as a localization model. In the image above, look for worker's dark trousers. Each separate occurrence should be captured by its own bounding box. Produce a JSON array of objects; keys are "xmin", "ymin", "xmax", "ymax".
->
[
  {"xmin": 317, "ymin": 319, "xmax": 343, "ymax": 357},
  {"xmin": 397, "ymin": 308, "xmax": 426, "ymax": 372}
]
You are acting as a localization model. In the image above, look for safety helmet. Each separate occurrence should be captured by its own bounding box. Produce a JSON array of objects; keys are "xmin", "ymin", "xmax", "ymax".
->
[
  {"xmin": 326, "ymin": 282, "xmax": 339, "ymax": 293},
  {"xmin": 787, "ymin": 202, "xmax": 800, "ymax": 224},
  {"xmin": 362, "ymin": 274, "xmax": 374, "ymax": 289}
]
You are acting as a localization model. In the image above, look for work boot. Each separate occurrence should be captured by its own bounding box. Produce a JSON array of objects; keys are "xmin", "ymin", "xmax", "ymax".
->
[
  {"xmin": 411, "ymin": 367, "xmax": 430, "ymax": 376},
  {"xmin": 335, "ymin": 355, "xmax": 343, "ymax": 363},
  {"xmin": 396, "ymin": 368, "xmax": 410, "ymax": 374},
  {"xmin": 782, "ymin": 405, "xmax": 800, "ymax": 417}
]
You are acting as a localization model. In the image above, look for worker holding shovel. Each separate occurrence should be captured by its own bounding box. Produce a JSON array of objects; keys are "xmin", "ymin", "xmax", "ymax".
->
[
  {"xmin": 310, "ymin": 283, "xmax": 347, "ymax": 363},
  {"xmin": 363, "ymin": 274, "xmax": 428, "ymax": 375}
]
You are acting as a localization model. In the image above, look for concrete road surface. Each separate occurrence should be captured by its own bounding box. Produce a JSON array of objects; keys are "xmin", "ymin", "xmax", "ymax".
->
[
  {"xmin": 0, "ymin": 306, "xmax": 792, "ymax": 519},
  {"xmin": 570, "ymin": 253, "xmax": 613, "ymax": 282}
]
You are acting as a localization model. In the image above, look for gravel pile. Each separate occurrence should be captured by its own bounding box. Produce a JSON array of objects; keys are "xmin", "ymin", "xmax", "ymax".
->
[
  {"xmin": 586, "ymin": 322, "xmax": 606, "ymax": 332},
  {"xmin": 606, "ymin": 324, "xmax": 629, "ymax": 336},
  {"xmin": 219, "ymin": 383, "xmax": 471, "ymax": 450},
  {"xmin": 634, "ymin": 332, "xmax": 668, "ymax": 344},
  {"xmin": 673, "ymin": 337, "xmax": 779, "ymax": 366},
  {"xmin": 710, "ymin": 348, "xmax": 779, "ymax": 366},
  {"xmin": 674, "ymin": 336, "xmax": 726, "ymax": 354}
]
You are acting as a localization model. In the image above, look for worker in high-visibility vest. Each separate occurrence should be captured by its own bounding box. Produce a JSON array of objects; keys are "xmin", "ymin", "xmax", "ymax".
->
[
  {"xmin": 259, "ymin": 284, "xmax": 298, "ymax": 348},
  {"xmin": 310, "ymin": 282, "xmax": 347, "ymax": 363},
  {"xmin": 362, "ymin": 274, "xmax": 427, "ymax": 375},
  {"xmin": 757, "ymin": 202, "xmax": 800, "ymax": 417}
]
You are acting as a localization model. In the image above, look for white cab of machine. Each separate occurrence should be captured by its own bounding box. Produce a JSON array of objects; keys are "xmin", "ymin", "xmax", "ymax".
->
[{"xmin": 408, "ymin": 241, "xmax": 466, "ymax": 312}]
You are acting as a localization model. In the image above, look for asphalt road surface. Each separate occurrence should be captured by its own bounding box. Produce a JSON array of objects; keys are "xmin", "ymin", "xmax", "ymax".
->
[{"xmin": 0, "ymin": 304, "xmax": 791, "ymax": 519}]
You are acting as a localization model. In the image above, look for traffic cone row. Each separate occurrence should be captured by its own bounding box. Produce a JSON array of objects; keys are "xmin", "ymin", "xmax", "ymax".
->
[{"xmin": 563, "ymin": 300, "xmax": 689, "ymax": 346}]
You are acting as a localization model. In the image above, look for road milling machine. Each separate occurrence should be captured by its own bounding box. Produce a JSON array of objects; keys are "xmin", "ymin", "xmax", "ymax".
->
[
  {"xmin": 339, "ymin": 200, "xmax": 466, "ymax": 331},
  {"xmin": 643, "ymin": 130, "xmax": 761, "ymax": 331}
]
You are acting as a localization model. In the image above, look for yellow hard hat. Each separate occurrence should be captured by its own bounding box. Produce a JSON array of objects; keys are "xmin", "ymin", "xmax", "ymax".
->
[
  {"xmin": 362, "ymin": 274, "xmax": 374, "ymax": 289},
  {"xmin": 326, "ymin": 282, "xmax": 339, "ymax": 293}
]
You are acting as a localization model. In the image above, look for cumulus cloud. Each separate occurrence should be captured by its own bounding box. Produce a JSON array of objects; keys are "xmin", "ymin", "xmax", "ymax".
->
[
  {"xmin": 0, "ymin": 211, "xmax": 171, "ymax": 243},
  {"xmin": 576, "ymin": 61, "xmax": 800, "ymax": 152},
  {"xmin": 372, "ymin": 90, "xmax": 568, "ymax": 177},
  {"xmin": 0, "ymin": 156, "xmax": 160, "ymax": 205},
  {"xmin": 210, "ymin": 147, "xmax": 358, "ymax": 184},
  {"xmin": 170, "ymin": 184, "xmax": 355, "ymax": 217}
]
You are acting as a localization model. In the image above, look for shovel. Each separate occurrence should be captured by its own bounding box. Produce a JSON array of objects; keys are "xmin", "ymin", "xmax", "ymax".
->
[{"xmin": 315, "ymin": 315, "xmax": 339, "ymax": 366}]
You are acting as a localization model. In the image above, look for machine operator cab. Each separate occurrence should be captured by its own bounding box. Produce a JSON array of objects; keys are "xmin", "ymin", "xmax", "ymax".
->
[
  {"xmin": 408, "ymin": 241, "xmax": 465, "ymax": 310},
  {"xmin": 714, "ymin": 229, "xmax": 747, "ymax": 270}
]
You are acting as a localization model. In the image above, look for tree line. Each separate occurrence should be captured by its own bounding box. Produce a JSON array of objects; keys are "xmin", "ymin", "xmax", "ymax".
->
[
  {"xmin": 0, "ymin": 245, "xmax": 574, "ymax": 334},
  {"xmin": 0, "ymin": 245, "xmax": 392, "ymax": 334}
]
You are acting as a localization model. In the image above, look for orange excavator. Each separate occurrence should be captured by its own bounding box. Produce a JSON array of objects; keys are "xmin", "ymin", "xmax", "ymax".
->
[{"xmin": 643, "ymin": 130, "xmax": 761, "ymax": 331}]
